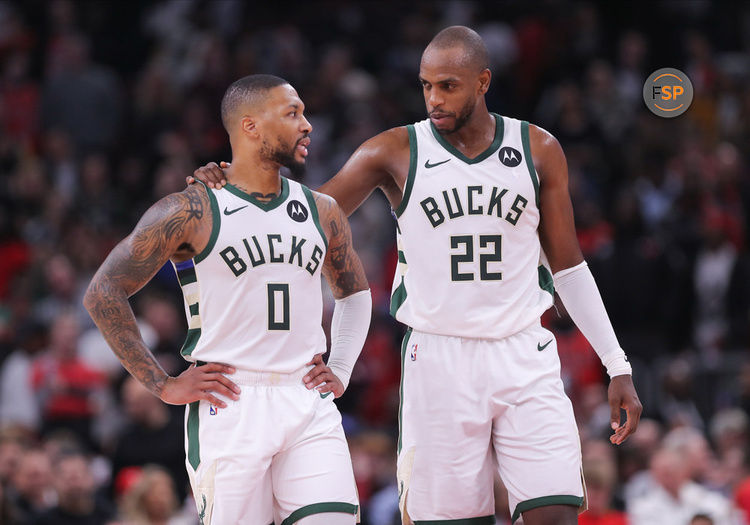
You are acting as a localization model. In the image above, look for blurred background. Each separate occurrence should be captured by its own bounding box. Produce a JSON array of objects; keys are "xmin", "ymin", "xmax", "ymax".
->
[{"xmin": 0, "ymin": 0, "xmax": 749, "ymax": 524}]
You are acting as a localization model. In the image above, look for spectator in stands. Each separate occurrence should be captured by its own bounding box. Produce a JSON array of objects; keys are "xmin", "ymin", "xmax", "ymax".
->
[
  {"xmin": 40, "ymin": 33, "xmax": 120, "ymax": 154},
  {"xmin": 30, "ymin": 312, "xmax": 107, "ymax": 450},
  {"xmin": 33, "ymin": 254, "xmax": 90, "ymax": 329},
  {"xmin": 663, "ymin": 426, "xmax": 718, "ymax": 489},
  {"xmin": 0, "ymin": 430, "xmax": 25, "ymax": 488},
  {"xmin": 690, "ymin": 514, "xmax": 715, "ymax": 525},
  {"xmin": 0, "ymin": 320, "xmax": 45, "ymax": 433},
  {"xmin": 111, "ymin": 376, "xmax": 187, "ymax": 500},
  {"xmin": 628, "ymin": 447, "xmax": 738, "ymax": 525},
  {"xmin": 6, "ymin": 448, "xmax": 56, "ymax": 524},
  {"xmin": 580, "ymin": 454, "xmax": 627, "ymax": 525},
  {"xmin": 33, "ymin": 451, "xmax": 115, "ymax": 525},
  {"xmin": 118, "ymin": 464, "xmax": 194, "ymax": 525},
  {"xmin": 622, "ymin": 419, "xmax": 664, "ymax": 505}
]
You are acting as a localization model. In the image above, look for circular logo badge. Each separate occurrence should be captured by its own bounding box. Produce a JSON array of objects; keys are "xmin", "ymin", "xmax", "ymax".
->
[
  {"xmin": 286, "ymin": 200, "xmax": 309, "ymax": 222},
  {"xmin": 499, "ymin": 146, "xmax": 522, "ymax": 167},
  {"xmin": 643, "ymin": 68, "xmax": 693, "ymax": 118}
]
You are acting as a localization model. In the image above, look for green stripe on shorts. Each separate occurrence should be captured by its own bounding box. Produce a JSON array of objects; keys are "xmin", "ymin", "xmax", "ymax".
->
[
  {"xmin": 187, "ymin": 401, "xmax": 200, "ymax": 470},
  {"xmin": 413, "ymin": 516, "xmax": 495, "ymax": 524},
  {"xmin": 511, "ymin": 495, "xmax": 584, "ymax": 523},
  {"xmin": 280, "ymin": 502, "xmax": 358, "ymax": 525},
  {"xmin": 397, "ymin": 327, "xmax": 413, "ymax": 454}
]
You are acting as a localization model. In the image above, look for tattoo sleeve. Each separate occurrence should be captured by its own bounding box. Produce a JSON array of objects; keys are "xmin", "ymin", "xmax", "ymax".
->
[
  {"xmin": 314, "ymin": 192, "xmax": 369, "ymax": 299},
  {"xmin": 83, "ymin": 185, "xmax": 209, "ymax": 396}
]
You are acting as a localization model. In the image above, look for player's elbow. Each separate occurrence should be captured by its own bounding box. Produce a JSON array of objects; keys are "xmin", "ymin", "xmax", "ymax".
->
[
  {"xmin": 82, "ymin": 277, "xmax": 112, "ymax": 318},
  {"xmin": 82, "ymin": 281, "xmax": 99, "ymax": 316}
]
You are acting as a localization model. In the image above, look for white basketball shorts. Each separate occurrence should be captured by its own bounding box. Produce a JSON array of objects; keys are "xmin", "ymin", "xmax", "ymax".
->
[
  {"xmin": 397, "ymin": 321, "xmax": 586, "ymax": 523},
  {"xmin": 184, "ymin": 366, "xmax": 359, "ymax": 525}
]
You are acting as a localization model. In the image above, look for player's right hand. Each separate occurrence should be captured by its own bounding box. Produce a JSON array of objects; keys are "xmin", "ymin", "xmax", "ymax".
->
[
  {"xmin": 159, "ymin": 362, "xmax": 240, "ymax": 407},
  {"xmin": 186, "ymin": 161, "xmax": 230, "ymax": 189}
]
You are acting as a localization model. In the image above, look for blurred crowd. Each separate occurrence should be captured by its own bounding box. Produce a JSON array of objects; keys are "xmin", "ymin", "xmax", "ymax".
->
[{"xmin": 0, "ymin": 1, "xmax": 749, "ymax": 524}]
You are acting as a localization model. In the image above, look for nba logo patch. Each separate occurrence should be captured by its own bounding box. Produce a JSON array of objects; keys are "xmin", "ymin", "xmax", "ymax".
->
[
  {"xmin": 209, "ymin": 405, "xmax": 218, "ymax": 416},
  {"xmin": 410, "ymin": 343, "xmax": 418, "ymax": 361}
]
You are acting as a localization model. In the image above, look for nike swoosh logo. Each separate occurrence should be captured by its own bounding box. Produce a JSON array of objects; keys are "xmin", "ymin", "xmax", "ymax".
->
[
  {"xmin": 319, "ymin": 392, "xmax": 332, "ymax": 399},
  {"xmin": 537, "ymin": 340, "xmax": 553, "ymax": 351},
  {"xmin": 223, "ymin": 205, "xmax": 248, "ymax": 215},
  {"xmin": 424, "ymin": 159, "xmax": 450, "ymax": 169}
]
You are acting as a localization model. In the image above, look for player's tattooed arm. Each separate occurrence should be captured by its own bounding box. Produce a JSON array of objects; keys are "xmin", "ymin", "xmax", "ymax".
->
[
  {"xmin": 83, "ymin": 186, "xmax": 207, "ymax": 393},
  {"xmin": 314, "ymin": 192, "xmax": 369, "ymax": 299},
  {"xmin": 83, "ymin": 185, "xmax": 215, "ymax": 399}
]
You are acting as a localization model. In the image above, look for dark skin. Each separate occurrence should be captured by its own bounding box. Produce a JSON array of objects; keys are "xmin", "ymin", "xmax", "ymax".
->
[
  {"xmin": 84, "ymin": 84, "xmax": 368, "ymax": 407},
  {"xmin": 191, "ymin": 44, "xmax": 641, "ymax": 524}
]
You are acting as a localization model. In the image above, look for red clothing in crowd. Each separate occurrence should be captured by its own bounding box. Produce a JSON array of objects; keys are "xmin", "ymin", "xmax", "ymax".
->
[
  {"xmin": 734, "ymin": 476, "xmax": 750, "ymax": 524},
  {"xmin": 31, "ymin": 355, "xmax": 106, "ymax": 419},
  {"xmin": 578, "ymin": 510, "xmax": 628, "ymax": 525}
]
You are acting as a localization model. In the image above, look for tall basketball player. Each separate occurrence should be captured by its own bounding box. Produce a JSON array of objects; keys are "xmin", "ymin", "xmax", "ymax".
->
[
  {"xmin": 192, "ymin": 27, "xmax": 643, "ymax": 525},
  {"xmin": 84, "ymin": 75, "xmax": 371, "ymax": 525}
]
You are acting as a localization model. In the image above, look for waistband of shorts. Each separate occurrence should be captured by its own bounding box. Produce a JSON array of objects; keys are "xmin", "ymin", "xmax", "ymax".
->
[
  {"xmin": 195, "ymin": 361, "xmax": 311, "ymax": 386},
  {"xmin": 409, "ymin": 318, "xmax": 543, "ymax": 341}
]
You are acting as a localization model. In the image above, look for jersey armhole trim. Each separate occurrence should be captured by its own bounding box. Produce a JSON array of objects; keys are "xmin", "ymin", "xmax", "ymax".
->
[
  {"xmin": 521, "ymin": 121, "xmax": 540, "ymax": 208},
  {"xmin": 394, "ymin": 124, "xmax": 417, "ymax": 218},
  {"xmin": 194, "ymin": 183, "xmax": 221, "ymax": 264},
  {"xmin": 301, "ymin": 185, "xmax": 328, "ymax": 251}
]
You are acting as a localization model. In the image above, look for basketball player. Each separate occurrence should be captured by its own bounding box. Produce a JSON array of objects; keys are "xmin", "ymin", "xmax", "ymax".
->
[
  {"xmin": 84, "ymin": 75, "xmax": 371, "ymax": 524},
  {"xmin": 192, "ymin": 27, "xmax": 642, "ymax": 525}
]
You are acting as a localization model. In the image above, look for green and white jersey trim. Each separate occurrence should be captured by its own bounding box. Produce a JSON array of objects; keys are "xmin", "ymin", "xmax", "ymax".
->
[{"xmin": 390, "ymin": 115, "xmax": 554, "ymax": 340}]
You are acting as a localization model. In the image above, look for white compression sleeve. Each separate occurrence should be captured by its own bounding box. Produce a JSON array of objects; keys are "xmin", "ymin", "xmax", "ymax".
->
[
  {"xmin": 553, "ymin": 261, "xmax": 632, "ymax": 378},
  {"xmin": 327, "ymin": 289, "xmax": 372, "ymax": 390}
]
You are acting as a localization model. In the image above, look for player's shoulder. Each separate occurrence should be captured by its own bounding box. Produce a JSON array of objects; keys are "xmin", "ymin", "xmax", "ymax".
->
[
  {"xmin": 142, "ymin": 182, "xmax": 211, "ymax": 224},
  {"xmin": 307, "ymin": 188, "xmax": 340, "ymax": 217},
  {"xmin": 306, "ymin": 189, "xmax": 348, "ymax": 242},
  {"xmin": 526, "ymin": 122, "xmax": 562, "ymax": 152},
  {"xmin": 308, "ymin": 187, "xmax": 336, "ymax": 207},
  {"xmin": 523, "ymin": 122, "xmax": 567, "ymax": 185},
  {"xmin": 359, "ymin": 126, "xmax": 410, "ymax": 155}
]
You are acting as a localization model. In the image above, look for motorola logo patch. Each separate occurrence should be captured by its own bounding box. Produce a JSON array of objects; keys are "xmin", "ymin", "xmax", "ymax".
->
[
  {"xmin": 499, "ymin": 147, "xmax": 522, "ymax": 167},
  {"xmin": 286, "ymin": 200, "xmax": 309, "ymax": 222}
]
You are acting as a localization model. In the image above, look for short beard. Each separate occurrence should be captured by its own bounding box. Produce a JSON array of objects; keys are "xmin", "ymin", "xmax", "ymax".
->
[
  {"xmin": 261, "ymin": 137, "xmax": 306, "ymax": 178},
  {"xmin": 271, "ymin": 148, "xmax": 306, "ymax": 178},
  {"xmin": 436, "ymin": 99, "xmax": 475, "ymax": 135}
]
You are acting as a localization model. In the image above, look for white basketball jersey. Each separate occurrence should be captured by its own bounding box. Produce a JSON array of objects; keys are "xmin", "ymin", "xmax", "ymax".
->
[
  {"xmin": 173, "ymin": 178, "xmax": 328, "ymax": 373},
  {"xmin": 390, "ymin": 114, "xmax": 554, "ymax": 340}
]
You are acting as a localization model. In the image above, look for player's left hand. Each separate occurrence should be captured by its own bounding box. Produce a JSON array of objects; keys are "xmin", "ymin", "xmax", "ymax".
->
[
  {"xmin": 186, "ymin": 161, "xmax": 230, "ymax": 188},
  {"xmin": 608, "ymin": 374, "xmax": 642, "ymax": 445},
  {"xmin": 303, "ymin": 353, "xmax": 345, "ymax": 398}
]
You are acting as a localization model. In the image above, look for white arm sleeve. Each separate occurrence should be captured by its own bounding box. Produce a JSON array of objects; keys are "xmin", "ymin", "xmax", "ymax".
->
[
  {"xmin": 327, "ymin": 289, "xmax": 372, "ymax": 390},
  {"xmin": 553, "ymin": 261, "xmax": 632, "ymax": 378}
]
